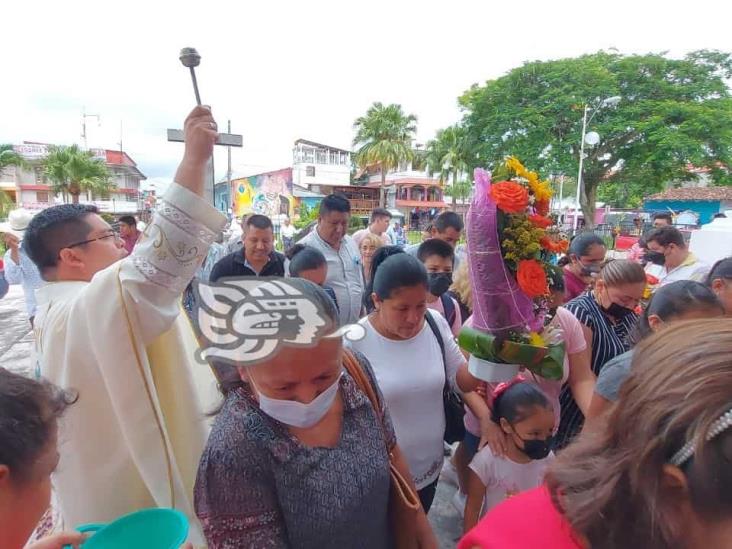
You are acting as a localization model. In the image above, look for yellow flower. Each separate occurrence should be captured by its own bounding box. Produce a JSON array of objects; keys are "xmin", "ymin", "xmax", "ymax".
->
[
  {"xmin": 528, "ymin": 332, "xmax": 546, "ymax": 347},
  {"xmin": 505, "ymin": 156, "xmax": 530, "ymax": 180},
  {"xmin": 528, "ymin": 178, "xmax": 553, "ymax": 203}
]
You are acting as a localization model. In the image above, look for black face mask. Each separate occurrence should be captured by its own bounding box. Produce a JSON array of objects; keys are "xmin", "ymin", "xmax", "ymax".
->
[
  {"xmin": 645, "ymin": 250, "xmax": 666, "ymax": 266},
  {"xmin": 516, "ymin": 433, "xmax": 555, "ymax": 460},
  {"xmin": 428, "ymin": 272, "xmax": 452, "ymax": 296},
  {"xmin": 602, "ymin": 301, "xmax": 635, "ymax": 319}
]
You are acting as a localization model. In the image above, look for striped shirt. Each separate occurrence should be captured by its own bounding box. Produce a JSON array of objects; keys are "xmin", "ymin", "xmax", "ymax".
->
[{"xmin": 557, "ymin": 292, "xmax": 638, "ymax": 448}]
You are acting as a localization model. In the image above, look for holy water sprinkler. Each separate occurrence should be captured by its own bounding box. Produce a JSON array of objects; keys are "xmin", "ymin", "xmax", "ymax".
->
[{"xmin": 179, "ymin": 47, "xmax": 202, "ymax": 105}]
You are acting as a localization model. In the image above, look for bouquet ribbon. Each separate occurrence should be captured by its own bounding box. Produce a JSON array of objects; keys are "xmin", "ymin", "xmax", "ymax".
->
[{"xmin": 458, "ymin": 327, "xmax": 565, "ymax": 381}]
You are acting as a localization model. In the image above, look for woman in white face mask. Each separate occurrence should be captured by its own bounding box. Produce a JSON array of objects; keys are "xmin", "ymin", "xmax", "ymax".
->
[{"xmin": 194, "ymin": 279, "xmax": 437, "ymax": 549}]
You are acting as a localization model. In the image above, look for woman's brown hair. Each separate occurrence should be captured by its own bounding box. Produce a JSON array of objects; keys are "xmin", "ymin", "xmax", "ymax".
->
[
  {"xmin": 598, "ymin": 258, "xmax": 646, "ymax": 287},
  {"xmin": 546, "ymin": 319, "xmax": 732, "ymax": 549}
]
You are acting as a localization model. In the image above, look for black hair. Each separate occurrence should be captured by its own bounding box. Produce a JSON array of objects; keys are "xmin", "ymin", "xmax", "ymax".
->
[
  {"xmin": 23, "ymin": 203, "xmax": 99, "ymax": 277},
  {"xmin": 434, "ymin": 211, "xmax": 464, "ymax": 233},
  {"xmin": 319, "ymin": 193, "xmax": 351, "ymax": 215},
  {"xmin": 363, "ymin": 246, "xmax": 405, "ymax": 313},
  {"xmin": 713, "ymin": 213, "xmax": 727, "ymax": 219},
  {"xmin": 568, "ymin": 232, "xmax": 606, "ymax": 257},
  {"xmin": 707, "ymin": 257, "xmax": 732, "ymax": 285},
  {"xmin": 245, "ymin": 214, "xmax": 273, "ymax": 230},
  {"xmin": 491, "ymin": 381, "xmax": 552, "ymax": 425},
  {"xmin": 0, "ymin": 368, "xmax": 77, "ymax": 483},
  {"xmin": 118, "ymin": 215, "xmax": 136, "ymax": 226},
  {"xmin": 653, "ymin": 212, "xmax": 673, "ymax": 224},
  {"xmin": 645, "ymin": 226, "xmax": 686, "ymax": 248},
  {"xmin": 417, "ymin": 238, "xmax": 454, "ymax": 262},
  {"xmin": 286, "ymin": 244, "xmax": 327, "ymax": 276},
  {"xmin": 371, "ymin": 208, "xmax": 392, "ymax": 222},
  {"xmin": 372, "ymin": 253, "xmax": 428, "ymax": 300},
  {"xmin": 633, "ymin": 280, "xmax": 723, "ymax": 344}
]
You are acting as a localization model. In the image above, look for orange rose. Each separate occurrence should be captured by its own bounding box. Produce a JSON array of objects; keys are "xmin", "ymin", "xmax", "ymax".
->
[
  {"xmin": 529, "ymin": 214, "xmax": 553, "ymax": 229},
  {"xmin": 490, "ymin": 181, "xmax": 529, "ymax": 214},
  {"xmin": 535, "ymin": 198, "xmax": 550, "ymax": 217},
  {"xmin": 517, "ymin": 259, "xmax": 549, "ymax": 297},
  {"xmin": 540, "ymin": 236, "xmax": 569, "ymax": 253}
]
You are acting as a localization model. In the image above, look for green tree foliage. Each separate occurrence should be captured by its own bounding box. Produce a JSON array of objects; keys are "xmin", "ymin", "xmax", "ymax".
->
[
  {"xmin": 0, "ymin": 145, "xmax": 30, "ymax": 218},
  {"xmin": 425, "ymin": 125, "xmax": 472, "ymax": 206},
  {"xmin": 459, "ymin": 50, "xmax": 732, "ymax": 225},
  {"xmin": 43, "ymin": 145, "xmax": 112, "ymax": 204},
  {"xmin": 443, "ymin": 179, "xmax": 473, "ymax": 204},
  {"xmin": 353, "ymin": 102, "xmax": 417, "ymax": 208}
]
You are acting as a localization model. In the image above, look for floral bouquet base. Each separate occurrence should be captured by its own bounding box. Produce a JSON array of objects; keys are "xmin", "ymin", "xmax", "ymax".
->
[
  {"xmin": 467, "ymin": 355, "xmax": 520, "ymax": 383},
  {"xmin": 459, "ymin": 327, "xmax": 565, "ymax": 381}
]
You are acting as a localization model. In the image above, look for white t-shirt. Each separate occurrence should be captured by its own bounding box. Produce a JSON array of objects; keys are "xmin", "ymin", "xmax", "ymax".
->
[
  {"xmin": 346, "ymin": 309, "xmax": 465, "ymax": 489},
  {"xmin": 281, "ymin": 224, "xmax": 296, "ymax": 239},
  {"xmin": 645, "ymin": 253, "xmax": 709, "ymax": 287},
  {"xmin": 469, "ymin": 445, "xmax": 554, "ymax": 515}
]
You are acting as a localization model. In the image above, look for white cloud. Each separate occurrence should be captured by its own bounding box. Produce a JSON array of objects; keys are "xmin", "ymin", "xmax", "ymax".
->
[{"xmin": 1, "ymin": 0, "xmax": 730, "ymax": 182}]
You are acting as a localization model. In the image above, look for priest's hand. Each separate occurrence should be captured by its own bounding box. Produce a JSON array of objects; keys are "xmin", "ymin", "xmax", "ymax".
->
[{"xmin": 174, "ymin": 105, "xmax": 219, "ymax": 197}]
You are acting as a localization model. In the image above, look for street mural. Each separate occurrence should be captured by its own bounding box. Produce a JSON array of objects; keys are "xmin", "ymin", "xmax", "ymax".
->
[{"xmin": 232, "ymin": 168, "xmax": 293, "ymax": 220}]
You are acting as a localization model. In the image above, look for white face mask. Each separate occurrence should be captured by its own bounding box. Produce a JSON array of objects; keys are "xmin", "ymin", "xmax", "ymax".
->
[{"xmin": 250, "ymin": 373, "xmax": 342, "ymax": 428}]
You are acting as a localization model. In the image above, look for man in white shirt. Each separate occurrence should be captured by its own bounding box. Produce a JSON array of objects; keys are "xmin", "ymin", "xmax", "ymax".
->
[
  {"xmin": 300, "ymin": 194, "xmax": 364, "ymax": 325},
  {"xmin": 352, "ymin": 207, "xmax": 392, "ymax": 247},
  {"xmin": 24, "ymin": 106, "xmax": 227, "ymax": 544},
  {"xmin": 406, "ymin": 211, "xmax": 465, "ymax": 270},
  {"xmin": 645, "ymin": 225, "xmax": 709, "ymax": 287},
  {"xmin": 280, "ymin": 216, "xmax": 297, "ymax": 251}
]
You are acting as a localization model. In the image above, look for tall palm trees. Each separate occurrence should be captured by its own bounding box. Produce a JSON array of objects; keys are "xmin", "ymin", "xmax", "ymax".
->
[
  {"xmin": 353, "ymin": 103, "xmax": 417, "ymax": 208},
  {"xmin": 425, "ymin": 125, "xmax": 471, "ymax": 207},
  {"xmin": 43, "ymin": 145, "xmax": 111, "ymax": 204},
  {"xmin": 0, "ymin": 145, "xmax": 30, "ymax": 217}
]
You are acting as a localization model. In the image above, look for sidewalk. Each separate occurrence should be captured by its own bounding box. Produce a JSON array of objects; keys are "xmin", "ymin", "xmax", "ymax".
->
[{"xmin": 0, "ymin": 285, "xmax": 34, "ymax": 377}]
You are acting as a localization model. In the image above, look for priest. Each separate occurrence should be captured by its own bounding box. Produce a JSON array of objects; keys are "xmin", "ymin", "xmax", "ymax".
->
[{"xmin": 25, "ymin": 105, "xmax": 227, "ymax": 545}]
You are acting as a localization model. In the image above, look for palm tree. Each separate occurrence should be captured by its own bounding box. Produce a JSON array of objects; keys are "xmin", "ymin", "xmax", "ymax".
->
[
  {"xmin": 0, "ymin": 144, "xmax": 30, "ymax": 171},
  {"xmin": 443, "ymin": 179, "xmax": 474, "ymax": 204},
  {"xmin": 425, "ymin": 125, "xmax": 470, "ymax": 207},
  {"xmin": 353, "ymin": 103, "xmax": 417, "ymax": 208},
  {"xmin": 0, "ymin": 145, "xmax": 30, "ymax": 217},
  {"xmin": 43, "ymin": 145, "xmax": 112, "ymax": 204}
]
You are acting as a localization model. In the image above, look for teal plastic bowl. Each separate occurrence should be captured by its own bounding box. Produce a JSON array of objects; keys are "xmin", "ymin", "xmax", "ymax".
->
[{"xmin": 66, "ymin": 508, "xmax": 188, "ymax": 548}]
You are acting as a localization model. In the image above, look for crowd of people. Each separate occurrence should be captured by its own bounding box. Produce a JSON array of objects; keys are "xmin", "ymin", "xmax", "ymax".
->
[{"xmin": 1, "ymin": 106, "xmax": 731, "ymax": 549}]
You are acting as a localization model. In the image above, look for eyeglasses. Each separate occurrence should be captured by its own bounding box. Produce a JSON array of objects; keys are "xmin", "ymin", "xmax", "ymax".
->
[{"xmin": 65, "ymin": 230, "xmax": 119, "ymax": 249}]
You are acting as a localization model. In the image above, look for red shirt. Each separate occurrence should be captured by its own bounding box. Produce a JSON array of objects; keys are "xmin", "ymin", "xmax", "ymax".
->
[
  {"xmin": 458, "ymin": 486, "xmax": 583, "ymax": 549},
  {"xmin": 121, "ymin": 230, "xmax": 140, "ymax": 255},
  {"xmin": 563, "ymin": 267, "xmax": 588, "ymax": 302}
]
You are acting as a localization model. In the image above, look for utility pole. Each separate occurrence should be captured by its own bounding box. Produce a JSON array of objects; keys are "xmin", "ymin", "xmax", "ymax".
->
[
  {"xmin": 81, "ymin": 107, "xmax": 101, "ymax": 149},
  {"xmin": 227, "ymin": 119, "xmax": 233, "ymax": 212}
]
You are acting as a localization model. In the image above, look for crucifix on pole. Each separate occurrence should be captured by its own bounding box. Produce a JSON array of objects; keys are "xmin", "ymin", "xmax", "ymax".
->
[{"xmin": 167, "ymin": 47, "xmax": 243, "ymax": 206}]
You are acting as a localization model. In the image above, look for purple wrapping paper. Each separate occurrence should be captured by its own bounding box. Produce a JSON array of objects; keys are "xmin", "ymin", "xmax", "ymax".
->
[{"xmin": 466, "ymin": 168, "xmax": 540, "ymax": 337}]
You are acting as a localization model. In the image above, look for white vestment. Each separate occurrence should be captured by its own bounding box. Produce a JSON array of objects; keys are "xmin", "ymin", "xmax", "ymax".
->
[{"xmin": 34, "ymin": 182, "xmax": 227, "ymax": 545}]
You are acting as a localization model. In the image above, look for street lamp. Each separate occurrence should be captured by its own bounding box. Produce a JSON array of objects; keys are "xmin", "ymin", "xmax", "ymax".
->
[{"xmin": 573, "ymin": 95, "xmax": 621, "ymax": 231}]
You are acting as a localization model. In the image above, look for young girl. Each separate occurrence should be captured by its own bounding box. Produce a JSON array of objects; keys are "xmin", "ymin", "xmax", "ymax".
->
[{"xmin": 463, "ymin": 381, "xmax": 555, "ymax": 533}]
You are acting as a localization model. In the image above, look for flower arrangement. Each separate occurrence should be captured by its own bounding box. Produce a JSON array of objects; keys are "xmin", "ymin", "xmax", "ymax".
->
[{"xmin": 458, "ymin": 157, "xmax": 568, "ymax": 381}]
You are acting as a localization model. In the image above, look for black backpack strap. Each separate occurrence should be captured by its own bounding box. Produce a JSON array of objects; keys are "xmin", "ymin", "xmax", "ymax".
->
[
  {"xmin": 440, "ymin": 293, "xmax": 456, "ymax": 328},
  {"xmin": 424, "ymin": 311, "xmax": 449, "ymax": 394}
]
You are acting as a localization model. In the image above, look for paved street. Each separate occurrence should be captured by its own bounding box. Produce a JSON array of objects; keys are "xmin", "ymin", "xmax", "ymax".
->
[{"xmin": 0, "ymin": 284, "xmax": 463, "ymax": 547}]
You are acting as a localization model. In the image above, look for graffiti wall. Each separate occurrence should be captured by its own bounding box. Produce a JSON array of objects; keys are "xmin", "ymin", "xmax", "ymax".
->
[{"xmin": 231, "ymin": 168, "xmax": 294, "ymax": 219}]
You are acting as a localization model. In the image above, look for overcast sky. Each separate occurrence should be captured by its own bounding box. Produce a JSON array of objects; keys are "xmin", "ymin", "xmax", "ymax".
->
[{"xmin": 3, "ymin": 0, "xmax": 731, "ymax": 191}]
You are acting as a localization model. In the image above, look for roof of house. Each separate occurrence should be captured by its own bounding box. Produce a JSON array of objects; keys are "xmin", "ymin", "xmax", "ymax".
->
[
  {"xmin": 294, "ymin": 139, "xmax": 352, "ymax": 155},
  {"xmin": 645, "ymin": 186, "xmax": 732, "ymax": 202}
]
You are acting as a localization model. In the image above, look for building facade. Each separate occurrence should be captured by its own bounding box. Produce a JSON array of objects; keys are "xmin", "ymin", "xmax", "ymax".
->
[
  {"xmin": 0, "ymin": 142, "xmax": 145, "ymax": 214},
  {"xmin": 292, "ymin": 139, "xmax": 352, "ymax": 195}
]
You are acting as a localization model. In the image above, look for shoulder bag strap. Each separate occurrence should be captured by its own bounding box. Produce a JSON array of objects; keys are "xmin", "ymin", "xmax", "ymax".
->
[{"xmin": 424, "ymin": 311, "xmax": 449, "ymax": 395}]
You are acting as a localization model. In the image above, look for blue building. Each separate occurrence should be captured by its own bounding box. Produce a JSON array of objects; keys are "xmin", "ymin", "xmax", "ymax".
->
[
  {"xmin": 214, "ymin": 181, "xmax": 231, "ymax": 214},
  {"xmin": 644, "ymin": 187, "xmax": 732, "ymax": 225}
]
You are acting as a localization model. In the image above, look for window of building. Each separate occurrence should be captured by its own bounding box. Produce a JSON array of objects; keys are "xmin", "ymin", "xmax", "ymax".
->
[
  {"xmin": 34, "ymin": 167, "xmax": 46, "ymax": 185},
  {"xmin": 316, "ymin": 150, "xmax": 327, "ymax": 164},
  {"xmin": 330, "ymin": 151, "xmax": 338, "ymax": 165},
  {"xmin": 306, "ymin": 166, "xmax": 316, "ymax": 177},
  {"xmin": 303, "ymin": 147, "xmax": 315, "ymax": 163},
  {"xmin": 36, "ymin": 191, "xmax": 49, "ymax": 202}
]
